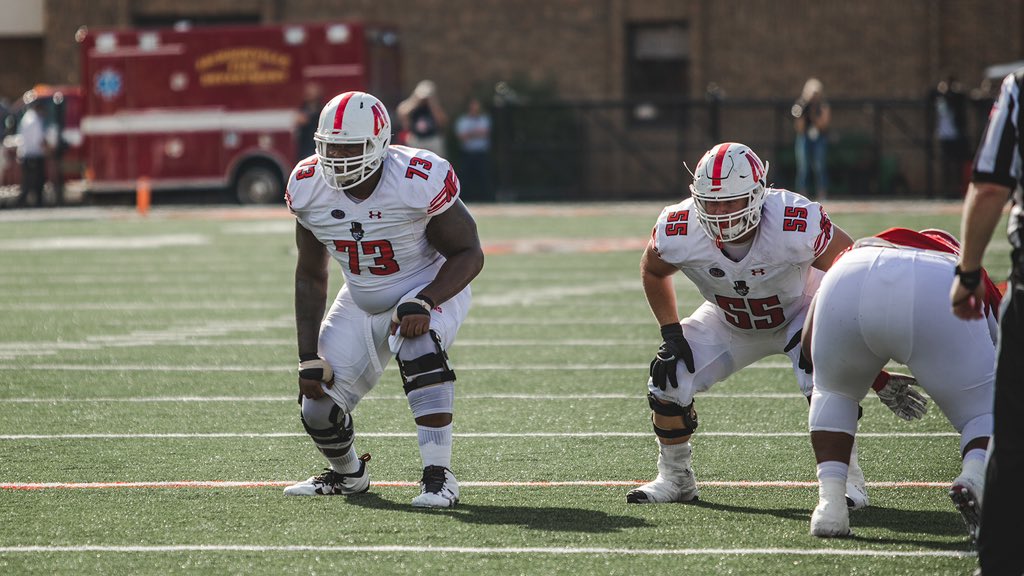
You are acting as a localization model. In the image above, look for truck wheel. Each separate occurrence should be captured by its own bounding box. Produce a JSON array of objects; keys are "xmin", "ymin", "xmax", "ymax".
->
[{"xmin": 235, "ymin": 166, "xmax": 282, "ymax": 204}]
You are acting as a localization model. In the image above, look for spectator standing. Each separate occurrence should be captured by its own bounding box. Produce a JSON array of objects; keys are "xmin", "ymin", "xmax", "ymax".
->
[
  {"xmin": 950, "ymin": 67, "xmax": 1024, "ymax": 576},
  {"xmin": 792, "ymin": 78, "xmax": 830, "ymax": 199},
  {"xmin": 295, "ymin": 82, "xmax": 323, "ymax": 162},
  {"xmin": 454, "ymin": 97, "xmax": 493, "ymax": 202},
  {"xmin": 398, "ymin": 80, "xmax": 448, "ymax": 156},
  {"xmin": 930, "ymin": 76, "xmax": 972, "ymax": 198},
  {"xmin": 15, "ymin": 98, "xmax": 47, "ymax": 208}
]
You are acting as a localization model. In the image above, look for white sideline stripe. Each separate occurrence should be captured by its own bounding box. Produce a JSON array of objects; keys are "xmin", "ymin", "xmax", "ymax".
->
[
  {"xmin": 0, "ymin": 393, "xmax": 807, "ymax": 403},
  {"xmin": 0, "ymin": 432, "xmax": 958, "ymax": 440},
  {"xmin": 0, "ymin": 234, "xmax": 208, "ymax": 251},
  {"xmin": 0, "ymin": 544, "xmax": 972, "ymax": 558},
  {"xmin": 0, "ymin": 480, "xmax": 952, "ymax": 490}
]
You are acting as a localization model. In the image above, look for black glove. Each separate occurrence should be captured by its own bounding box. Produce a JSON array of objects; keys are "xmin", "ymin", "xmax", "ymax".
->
[
  {"xmin": 650, "ymin": 323, "xmax": 695, "ymax": 390},
  {"xmin": 784, "ymin": 329, "xmax": 813, "ymax": 375}
]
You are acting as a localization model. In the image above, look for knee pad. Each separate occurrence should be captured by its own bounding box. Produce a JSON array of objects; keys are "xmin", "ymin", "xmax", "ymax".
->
[
  {"xmin": 808, "ymin": 389, "xmax": 858, "ymax": 434},
  {"xmin": 408, "ymin": 381, "xmax": 455, "ymax": 418},
  {"xmin": 648, "ymin": 393, "xmax": 698, "ymax": 439},
  {"xmin": 300, "ymin": 397, "xmax": 353, "ymax": 456},
  {"xmin": 959, "ymin": 413, "xmax": 993, "ymax": 454},
  {"xmin": 397, "ymin": 330, "xmax": 456, "ymax": 394}
]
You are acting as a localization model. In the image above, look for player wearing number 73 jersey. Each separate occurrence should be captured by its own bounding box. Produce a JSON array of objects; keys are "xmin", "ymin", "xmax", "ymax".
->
[
  {"xmin": 284, "ymin": 91, "xmax": 484, "ymax": 508},
  {"xmin": 628, "ymin": 142, "xmax": 927, "ymax": 507}
]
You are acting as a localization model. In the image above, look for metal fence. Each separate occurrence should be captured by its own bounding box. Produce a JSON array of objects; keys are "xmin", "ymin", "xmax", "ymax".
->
[{"xmin": 482, "ymin": 97, "xmax": 993, "ymax": 202}]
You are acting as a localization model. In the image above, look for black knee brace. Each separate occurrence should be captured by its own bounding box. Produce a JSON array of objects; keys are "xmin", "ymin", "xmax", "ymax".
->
[
  {"xmin": 648, "ymin": 393, "xmax": 699, "ymax": 439},
  {"xmin": 300, "ymin": 403, "xmax": 354, "ymax": 457},
  {"xmin": 397, "ymin": 330, "xmax": 456, "ymax": 395}
]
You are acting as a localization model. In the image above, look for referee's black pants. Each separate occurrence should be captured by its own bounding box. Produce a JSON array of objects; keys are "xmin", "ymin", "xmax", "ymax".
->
[{"xmin": 979, "ymin": 278, "xmax": 1024, "ymax": 576}]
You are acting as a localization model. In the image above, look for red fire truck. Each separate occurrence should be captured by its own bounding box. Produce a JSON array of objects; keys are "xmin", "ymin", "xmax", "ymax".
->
[{"xmin": 24, "ymin": 22, "xmax": 399, "ymax": 204}]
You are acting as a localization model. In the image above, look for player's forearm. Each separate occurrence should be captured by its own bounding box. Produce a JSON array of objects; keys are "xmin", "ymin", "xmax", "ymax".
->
[
  {"xmin": 642, "ymin": 272, "xmax": 680, "ymax": 327},
  {"xmin": 958, "ymin": 182, "xmax": 1010, "ymax": 270},
  {"xmin": 294, "ymin": 272, "xmax": 328, "ymax": 357}
]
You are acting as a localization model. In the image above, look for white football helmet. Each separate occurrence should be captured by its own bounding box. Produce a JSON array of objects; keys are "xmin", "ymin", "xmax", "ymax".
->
[
  {"xmin": 314, "ymin": 91, "xmax": 392, "ymax": 190},
  {"xmin": 688, "ymin": 142, "xmax": 769, "ymax": 243}
]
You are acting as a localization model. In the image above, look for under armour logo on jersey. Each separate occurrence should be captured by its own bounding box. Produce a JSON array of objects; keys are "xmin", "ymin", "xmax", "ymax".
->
[
  {"xmin": 751, "ymin": 268, "xmax": 766, "ymax": 276},
  {"xmin": 350, "ymin": 222, "xmax": 364, "ymax": 241},
  {"xmin": 733, "ymin": 280, "xmax": 750, "ymax": 296},
  {"xmin": 368, "ymin": 210, "xmax": 383, "ymax": 219}
]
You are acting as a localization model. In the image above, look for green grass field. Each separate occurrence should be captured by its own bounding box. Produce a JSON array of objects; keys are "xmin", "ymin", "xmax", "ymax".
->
[{"xmin": 0, "ymin": 201, "xmax": 1010, "ymax": 575}]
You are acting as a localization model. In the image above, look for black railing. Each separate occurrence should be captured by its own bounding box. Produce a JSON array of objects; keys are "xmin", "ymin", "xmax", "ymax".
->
[{"xmin": 483, "ymin": 97, "xmax": 993, "ymax": 201}]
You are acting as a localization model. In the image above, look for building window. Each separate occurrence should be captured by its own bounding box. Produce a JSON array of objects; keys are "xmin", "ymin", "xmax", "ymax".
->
[{"xmin": 627, "ymin": 22, "xmax": 689, "ymax": 124}]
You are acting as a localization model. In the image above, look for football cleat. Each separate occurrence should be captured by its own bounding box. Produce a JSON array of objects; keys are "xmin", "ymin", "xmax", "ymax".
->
[
  {"xmin": 950, "ymin": 472, "xmax": 984, "ymax": 543},
  {"xmin": 845, "ymin": 451, "xmax": 870, "ymax": 510},
  {"xmin": 411, "ymin": 465, "xmax": 459, "ymax": 508},
  {"xmin": 845, "ymin": 478, "xmax": 869, "ymax": 510},
  {"xmin": 283, "ymin": 453, "xmax": 370, "ymax": 496},
  {"xmin": 811, "ymin": 497, "xmax": 853, "ymax": 537},
  {"xmin": 626, "ymin": 469, "xmax": 699, "ymax": 504}
]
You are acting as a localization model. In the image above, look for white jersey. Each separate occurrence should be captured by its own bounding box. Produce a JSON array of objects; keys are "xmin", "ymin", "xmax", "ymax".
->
[
  {"xmin": 287, "ymin": 145, "xmax": 461, "ymax": 314},
  {"xmin": 652, "ymin": 189, "xmax": 834, "ymax": 332}
]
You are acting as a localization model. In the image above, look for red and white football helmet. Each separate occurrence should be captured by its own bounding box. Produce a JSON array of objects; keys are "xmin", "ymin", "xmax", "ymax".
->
[
  {"xmin": 688, "ymin": 142, "xmax": 769, "ymax": 242},
  {"xmin": 314, "ymin": 91, "xmax": 392, "ymax": 190}
]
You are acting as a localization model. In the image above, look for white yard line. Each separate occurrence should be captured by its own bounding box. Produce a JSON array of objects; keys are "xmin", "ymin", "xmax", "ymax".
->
[
  {"xmin": 0, "ymin": 432, "xmax": 958, "ymax": 440},
  {"xmin": 0, "ymin": 362, "xmax": 802, "ymax": 371},
  {"xmin": 0, "ymin": 544, "xmax": 973, "ymax": 558},
  {"xmin": 0, "ymin": 480, "xmax": 952, "ymax": 490},
  {"xmin": 0, "ymin": 392, "xmax": 807, "ymax": 402}
]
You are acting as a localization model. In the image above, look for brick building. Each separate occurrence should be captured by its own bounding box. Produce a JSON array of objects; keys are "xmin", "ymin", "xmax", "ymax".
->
[{"xmin": 6, "ymin": 0, "xmax": 1024, "ymax": 197}]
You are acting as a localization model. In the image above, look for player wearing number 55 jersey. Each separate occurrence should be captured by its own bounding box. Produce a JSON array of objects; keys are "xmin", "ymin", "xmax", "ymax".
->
[
  {"xmin": 283, "ymin": 91, "xmax": 484, "ymax": 508},
  {"xmin": 628, "ymin": 142, "xmax": 926, "ymax": 506}
]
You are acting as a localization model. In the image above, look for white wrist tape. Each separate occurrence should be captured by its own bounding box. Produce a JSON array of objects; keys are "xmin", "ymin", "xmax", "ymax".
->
[
  {"xmin": 391, "ymin": 297, "xmax": 433, "ymax": 324},
  {"xmin": 298, "ymin": 358, "xmax": 333, "ymax": 383}
]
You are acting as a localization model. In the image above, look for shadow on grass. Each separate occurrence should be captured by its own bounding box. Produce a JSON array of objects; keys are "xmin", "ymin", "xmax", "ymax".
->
[
  {"xmin": 694, "ymin": 498, "xmax": 972, "ymax": 551},
  {"xmin": 346, "ymin": 493, "xmax": 653, "ymax": 533}
]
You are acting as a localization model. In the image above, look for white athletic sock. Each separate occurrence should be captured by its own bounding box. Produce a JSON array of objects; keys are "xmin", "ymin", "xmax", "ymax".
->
[
  {"xmin": 657, "ymin": 441, "xmax": 693, "ymax": 477},
  {"xmin": 418, "ymin": 424, "xmax": 453, "ymax": 469},
  {"xmin": 327, "ymin": 446, "xmax": 360, "ymax": 474},
  {"xmin": 962, "ymin": 448, "xmax": 986, "ymax": 477},
  {"xmin": 817, "ymin": 460, "xmax": 849, "ymax": 483}
]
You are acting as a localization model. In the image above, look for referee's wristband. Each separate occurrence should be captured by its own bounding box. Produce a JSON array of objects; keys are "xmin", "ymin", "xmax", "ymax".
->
[{"xmin": 955, "ymin": 265, "xmax": 983, "ymax": 291}]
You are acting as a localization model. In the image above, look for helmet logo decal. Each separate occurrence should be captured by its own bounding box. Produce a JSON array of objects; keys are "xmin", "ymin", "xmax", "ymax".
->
[
  {"xmin": 371, "ymin": 102, "xmax": 388, "ymax": 136},
  {"xmin": 332, "ymin": 92, "xmax": 357, "ymax": 129},
  {"xmin": 744, "ymin": 152, "xmax": 763, "ymax": 183}
]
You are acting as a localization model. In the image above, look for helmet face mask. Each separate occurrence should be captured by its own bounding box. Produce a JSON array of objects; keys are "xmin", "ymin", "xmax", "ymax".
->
[
  {"xmin": 314, "ymin": 92, "xmax": 391, "ymax": 191},
  {"xmin": 688, "ymin": 143, "xmax": 769, "ymax": 243}
]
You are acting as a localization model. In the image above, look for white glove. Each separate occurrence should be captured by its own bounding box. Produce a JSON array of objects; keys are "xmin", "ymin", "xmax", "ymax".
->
[{"xmin": 875, "ymin": 373, "xmax": 928, "ymax": 421}]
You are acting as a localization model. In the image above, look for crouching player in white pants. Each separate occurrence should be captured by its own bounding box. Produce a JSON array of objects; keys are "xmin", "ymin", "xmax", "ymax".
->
[
  {"xmin": 282, "ymin": 91, "xmax": 484, "ymax": 508},
  {"xmin": 807, "ymin": 228, "xmax": 1000, "ymax": 539},
  {"xmin": 628, "ymin": 143, "xmax": 928, "ymax": 508}
]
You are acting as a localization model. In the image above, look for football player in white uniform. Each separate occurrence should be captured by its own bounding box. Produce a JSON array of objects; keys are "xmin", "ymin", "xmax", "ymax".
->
[
  {"xmin": 627, "ymin": 142, "xmax": 927, "ymax": 506},
  {"xmin": 805, "ymin": 228, "xmax": 999, "ymax": 539},
  {"xmin": 282, "ymin": 91, "xmax": 484, "ymax": 508}
]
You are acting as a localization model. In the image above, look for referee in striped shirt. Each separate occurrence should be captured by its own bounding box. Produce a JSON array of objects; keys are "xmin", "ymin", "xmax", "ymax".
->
[{"xmin": 951, "ymin": 67, "xmax": 1023, "ymax": 576}]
